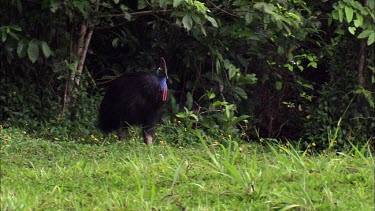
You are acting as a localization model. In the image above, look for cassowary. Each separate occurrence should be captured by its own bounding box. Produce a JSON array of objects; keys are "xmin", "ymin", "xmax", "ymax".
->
[{"xmin": 98, "ymin": 57, "xmax": 168, "ymax": 144}]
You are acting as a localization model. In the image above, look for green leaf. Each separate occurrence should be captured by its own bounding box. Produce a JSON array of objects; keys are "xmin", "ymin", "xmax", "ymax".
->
[
  {"xmin": 231, "ymin": 115, "xmax": 249, "ymax": 125},
  {"xmin": 27, "ymin": 39, "xmax": 39, "ymax": 63},
  {"xmin": 338, "ymin": 9, "xmax": 344, "ymax": 23},
  {"xmin": 200, "ymin": 25, "xmax": 207, "ymax": 36},
  {"xmin": 175, "ymin": 112, "xmax": 187, "ymax": 118},
  {"xmin": 186, "ymin": 92, "xmax": 193, "ymax": 110},
  {"xmin": 192, "ymin": 14, "xmax": 202, "ymax": 25},
  {"xmin": 357, "ymin": 30, "xmax": 373, "ymax": 39},
  {"xmin": 73, "ymin": 1, "xmax": 88, "ymax": 19},
  {"xmin": 40, "ymin": 41, "xmax": 52, "ymax": 58},
  {"xmin": 348, "ymin": 26, "xmax": 356, "ymax": 35},
  {"xmin": 137, "ymin": 0, "xmax": 147, "ymax": 10},
  {"xmin": 275, "ymin": 81, "xmax": 283, "ymax": 90},
  {"xmin": 345, "ymin": 6, "xmax": 353, "ymax": 23},
  {"xmin": 308, "ymin": 61, "xmax": 318, "ymax": 68},
  {"xmin": 223, "ymin": 59, "xmax": 231, "ymax": 69},
  {"xmin": 1, "ymin": 29, "xmax": 7, "ymax": 42},
  {"xmin": 245, "ymin": 13, "xmax": 253, "ymax": 24},
  {"xmin": 182, "ymin": 14, "xmax": 193, "ymax": 31},
  {"xmin": 332, "ymin": 10, "xmax": 338, "ymax": 20},
  {"xmin": 8, "ymin": 31, "xmax": 19, "ymax": 40},
  {"xmin": 17, "ymin": 39, "xmax": 28, "ymax": 58},
  {"xmin": 113, "ymin": 0, "xmax": 119, "ymax": 4},
  {"xmin": 238, "ymin": 74, "xmax": 257, "ymax": 85},
  {"xmin": 353, "ymin": 13, "xmax": 363, "ymax": 27},
  {"xmin": 206, "ymin": 16, "xmax": 218, "ymax": 27},
  {"xmin": 224, "ymin": 105, "xmax": 231, "ymax": 119},
  {"xmin": 287, "ymin": 12, "xmax": 301, "ymax": 22},
  {"xmin": 173, "ymin": 0, "xmax": 184, "ymax": 7},
  {"xmin": 50, "ymin": 0, "xmax": 60, "ymax": 13},
  {"xmin": 170, "ymin": 95, "xmax": 178, "ymax": 114},
  {"xmin": 233, "ymin": 87, "xmax": 247, "ymax": 99},
  {"xmin": 10, "ymin": 25, "xmax": 22, "ymax": 31},
  {"xmin": 16, "ymin": 0, "xmax": 22, "ymax": 14},
  {"xmin": 216, "ymin": 58, "xmax": 221, "ymax": 75},
  {"xmin": 369, "ymin": 0, "xmax": 374, "ymax": 10},
  {"xmin": 368, "ymin": 32, "xmax": 374, "ymax": 45},
  {"xmin": 124, "ymin": 12, "xmax": 131, "ymax": 21},
  {"xmin": 228, "ymin": 68, "xmax": 236, "ymax": 79},
  {"xmin": 208, "ymin": 92, "xmax": 216, "ymax": 100}
]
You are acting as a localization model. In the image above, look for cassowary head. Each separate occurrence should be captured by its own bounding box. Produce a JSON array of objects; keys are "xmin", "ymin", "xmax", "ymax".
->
[{"xmin": 157, "ymin": 57, "xmax": 168, "ymax": 102}]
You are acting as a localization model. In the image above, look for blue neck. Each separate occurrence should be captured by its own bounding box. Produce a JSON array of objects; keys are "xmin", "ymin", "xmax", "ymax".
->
[{"xmin": 159, "ymin": 77, "xmax": 167, "ymax": 90}]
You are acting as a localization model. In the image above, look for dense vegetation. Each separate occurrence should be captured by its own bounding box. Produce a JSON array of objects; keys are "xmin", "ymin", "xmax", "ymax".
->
[
  {"xmin": 1, "ymin": 1, "xmax": 374, "ymax": 209},
  {"xmin": 1, "ymin": 0, "xmax": 374, "ymax": 146}
]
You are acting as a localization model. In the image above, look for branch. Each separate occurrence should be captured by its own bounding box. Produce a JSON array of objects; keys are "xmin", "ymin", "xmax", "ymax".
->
[
  {"xmin": 206, "ymin": 0, "xmax": 239, "ymax": 18},
  {"xmin": 97, "ymin": 9, "xmax": 172, "ymax": 18}
]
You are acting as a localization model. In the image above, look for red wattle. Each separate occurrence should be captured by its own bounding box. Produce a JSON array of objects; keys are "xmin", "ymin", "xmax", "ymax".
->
[{"xmin": 162, "ymin": 88, "xmax": 168, "ymax": 101}]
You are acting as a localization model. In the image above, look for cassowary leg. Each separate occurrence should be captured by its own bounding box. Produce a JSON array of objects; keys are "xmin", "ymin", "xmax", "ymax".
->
[
  {"xmin": 117, "ymin": 127, "xmax": 127, "ymax": 141},
  {"xmin": 143, "ymin": 127, "xmax": 155, "ymax": 145}
]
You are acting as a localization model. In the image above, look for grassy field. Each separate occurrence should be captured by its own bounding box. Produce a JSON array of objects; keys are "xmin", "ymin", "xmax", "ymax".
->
[{"xmin": 1, "ymin": 127, "xmax": 374, "ymax": 210}]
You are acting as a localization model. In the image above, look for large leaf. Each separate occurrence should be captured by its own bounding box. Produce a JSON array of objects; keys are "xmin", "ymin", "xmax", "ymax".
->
[
  {"xmin": 1, "ymin": 29, "xmax": 7, "ymax": 42},
  {"xmin": 27, "ymin": 39, "xmax": 39, "ymax": 63},
  {"xmin": 338, "ymin": 9, "xmax": 344, "ymax": 23},
  {"xmin": 206, "ymin": 16, "xmax": 218, "ymax": 27},
  {"xmin": 245, "ymin": 13, "xmax": 253, "ymax": 24},
  {"xmin": 238, "ymin": 74, "xmax": 257, "ymax": 85},
  {"xmin": 186, "ymin": 92, "xmax": 193, "ymax": 110},
  {"xmin": 348, "ymin": 26, "xmax": 356, "ymax": 35},
  {"xmin": 275, "ymin": 81, "xmax": 283, "ymax": 90},
  {"xmin": 228, "ymin": 67, "xmax": 236, "ymax": 79},
  {"xmin": 233, "ymin": 86, "xmax": 247, "ymax": 99},
  {"xmin": 17, "ymin": 39, "xmax": 28, "ymax": 58},
  {"xmin": 40, "ymin": 41, "xmax": 52, "ymax": 58},
  {"xmin": 173, "ymin": 0, "xmax": 184, "ymax": 7},
  {"xmin": 368, "ymin": 32, "xmax": 374, "ymax": 45},
  {"xmin": 357, "ymin": 29, "xmax": 374, "ymax": 39},
  {"xmin": 353, "ymin": 13, "xmax": 363, "ymax": 27},
  {"xmin": 73, "ymin": 1, "xmax": 89, "ymax": 19},
  {"xmin": 182, "ymin": 14, "xmax": 193, "ymax": 30},
  {"xmin": 345, "ymin": 6, "xmax": 353, "ymax": 23},
  {"xmin": 231, "ymin": 115, "xmax": 250, "ymax": 125}
]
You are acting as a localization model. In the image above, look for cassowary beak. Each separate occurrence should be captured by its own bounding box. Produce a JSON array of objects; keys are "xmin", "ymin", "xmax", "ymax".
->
[{"xmin": 160, "ymin": 57, "xmax": 168, "ymax": 78}]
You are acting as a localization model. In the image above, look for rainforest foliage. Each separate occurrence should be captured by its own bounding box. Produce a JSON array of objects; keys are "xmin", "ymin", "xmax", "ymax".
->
[{"xmin": 1, "ymin": 0, "xmax": 374, "ymax": 148}]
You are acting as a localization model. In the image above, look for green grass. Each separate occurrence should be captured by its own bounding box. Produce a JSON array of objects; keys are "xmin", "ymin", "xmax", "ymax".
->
[{"xmin": 1, "ymin": 127, "xmax": 373, "ymax": 210}]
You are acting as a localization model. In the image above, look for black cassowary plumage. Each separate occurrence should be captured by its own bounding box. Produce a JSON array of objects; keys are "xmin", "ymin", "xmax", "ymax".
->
[{"xmin": 98, "ymin": 57, "xmax": 168, "ymax": 144}]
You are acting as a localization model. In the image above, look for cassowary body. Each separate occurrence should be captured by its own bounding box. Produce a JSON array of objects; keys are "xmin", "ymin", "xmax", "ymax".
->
[{"xmin": 98, "ymin": 58, "xmax": 168, "ymax": 144}]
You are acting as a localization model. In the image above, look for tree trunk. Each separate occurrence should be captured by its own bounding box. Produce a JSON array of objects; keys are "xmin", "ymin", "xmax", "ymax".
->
[
  {"xmin": 357, "ymin": 0, "xmax": 369, "ymax": 88},
  {"xmin": 62, "ymin": 0, "xmax": 100, "ymax": 117},
  {"xmin": 357, "ymin": 39, "xmax": 366, "ymax": 87}
]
